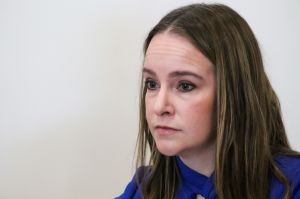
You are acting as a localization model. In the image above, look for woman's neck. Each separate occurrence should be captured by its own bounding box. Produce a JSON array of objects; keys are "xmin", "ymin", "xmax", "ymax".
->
[{"xmin": 178, "ymin": 141, "xmax": 215, "ymax": 177}]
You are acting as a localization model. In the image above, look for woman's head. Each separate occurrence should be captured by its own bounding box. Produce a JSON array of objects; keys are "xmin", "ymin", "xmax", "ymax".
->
[
  {"xmin": 137, "ymin": 3, "xmax": 293, "ymax": 199},
  {"xmin": 143, "ymin": 32, "xmax": 216, "ymax": 158}
]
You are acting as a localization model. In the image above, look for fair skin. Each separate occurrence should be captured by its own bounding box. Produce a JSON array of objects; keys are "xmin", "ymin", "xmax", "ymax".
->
[{"xmin": 143, "ymin": 31, "xmax": 216, "ymax": 185}]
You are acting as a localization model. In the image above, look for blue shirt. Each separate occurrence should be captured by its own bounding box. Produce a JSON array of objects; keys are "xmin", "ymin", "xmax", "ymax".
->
[{"xmin": 115, "ymin": 155, "xmax": 300, "ymax": 199}]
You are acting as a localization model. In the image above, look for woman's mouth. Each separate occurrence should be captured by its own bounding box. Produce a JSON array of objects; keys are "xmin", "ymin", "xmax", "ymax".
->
[{"xmin": 155, "ymin": 125, "xmax": 180, "ymax": 136}]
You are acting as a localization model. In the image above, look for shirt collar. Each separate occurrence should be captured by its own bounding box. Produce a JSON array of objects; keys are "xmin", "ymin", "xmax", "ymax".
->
[{"xmin": 175, "ymin": 156, "xmax": 215, "ymax": 197}]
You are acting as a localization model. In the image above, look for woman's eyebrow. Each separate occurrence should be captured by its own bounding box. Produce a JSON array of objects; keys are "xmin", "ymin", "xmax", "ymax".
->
[
  {"xmin": 143, "ymin": 68, "xmax": 156, "ymax": 76},
  {"xmin": 143, "ymin": 67, "xmax": 203, "ymax": 81},
  {"xmin": 169, "ymin": 71, "xmax": 203, "ymax": 80}
]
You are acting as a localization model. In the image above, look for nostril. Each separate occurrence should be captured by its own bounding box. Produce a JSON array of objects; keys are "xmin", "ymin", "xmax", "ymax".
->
[{"xmin": 154, "ymin": 99, "xmax": 174, "ymax": 116}]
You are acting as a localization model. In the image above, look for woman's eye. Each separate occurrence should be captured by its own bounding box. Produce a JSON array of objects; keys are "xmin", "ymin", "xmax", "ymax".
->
[
  {"xmin": 145, "ymin": 79, "xmax": 159, "ymax": 90},
  {"xmin": 178, "ymin": 82, "xmax": 195, "ymax": 92}
]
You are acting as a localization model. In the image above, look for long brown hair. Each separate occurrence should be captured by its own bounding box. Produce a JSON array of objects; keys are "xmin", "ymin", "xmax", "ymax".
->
[{"xmin": 135, "ymin": 3, "xmax": 299, "ymax": 199}]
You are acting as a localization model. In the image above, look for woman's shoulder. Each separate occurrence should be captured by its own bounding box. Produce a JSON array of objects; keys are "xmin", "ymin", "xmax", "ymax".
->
[
  {"xmin": 274, "ymin": 154, "xmax": 300, "ymax": 179},
  {"xmin": 272, "ymin": 154, "xmax": 300, "ymax": 198},
  {"xmin": 115, "ymin": 166, "xmax": 151, "ymax": 199}
]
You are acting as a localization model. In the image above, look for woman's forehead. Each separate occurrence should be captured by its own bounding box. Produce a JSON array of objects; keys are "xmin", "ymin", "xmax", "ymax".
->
[
  {"xmin": 144, "ymin": 32, "xmax": 214, "ymax": 72},
  {"xmin": 145, "ymin": 32, "xmax": 199, "ymax": 58}
]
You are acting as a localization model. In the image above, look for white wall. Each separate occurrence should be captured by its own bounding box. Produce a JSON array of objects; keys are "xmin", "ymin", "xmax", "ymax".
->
[{"xmin": 0, "ymin": 0, "xmax": 299, "ymax": 198}]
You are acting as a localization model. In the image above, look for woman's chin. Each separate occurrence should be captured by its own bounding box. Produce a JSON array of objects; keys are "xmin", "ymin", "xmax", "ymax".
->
[{"xmin": 156, "ymin": 142, "xmax": 181, "ymax": 157}]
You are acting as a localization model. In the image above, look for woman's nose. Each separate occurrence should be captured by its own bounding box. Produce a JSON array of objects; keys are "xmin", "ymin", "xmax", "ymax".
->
[{"xmin": 153, "ymin": 87, "xmax": 175, "ymax": 116}]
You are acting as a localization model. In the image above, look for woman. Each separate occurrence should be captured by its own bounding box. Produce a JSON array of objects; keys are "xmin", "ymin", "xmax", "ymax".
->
[{"xmin": 116, "ymin": 3, "xmax": 300, "ymax": 199}]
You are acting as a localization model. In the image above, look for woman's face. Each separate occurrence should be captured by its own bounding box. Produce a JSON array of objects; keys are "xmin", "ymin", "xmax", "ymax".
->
[{"xmin": 143, "ymin": 32, "xmax": 216, "ymax": 157}]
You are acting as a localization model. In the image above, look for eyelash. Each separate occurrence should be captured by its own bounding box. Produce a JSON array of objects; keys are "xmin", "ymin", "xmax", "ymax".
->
[
  {"xmin": 144, "ymin": 79, "xmax": 196, "ymax": 92},
  {"xmin": 144, "ymin": 79, "xmax": 159, "ymax": 90},
  {"xmin": 178, "ymin": 81, "xmax": 196, "ymax": 92}
]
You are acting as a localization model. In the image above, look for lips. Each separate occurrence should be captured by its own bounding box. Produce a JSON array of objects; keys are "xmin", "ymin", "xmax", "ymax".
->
[{"xmin": 155, "ymin": 125, "xmax": 180, "ymax": 136}]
